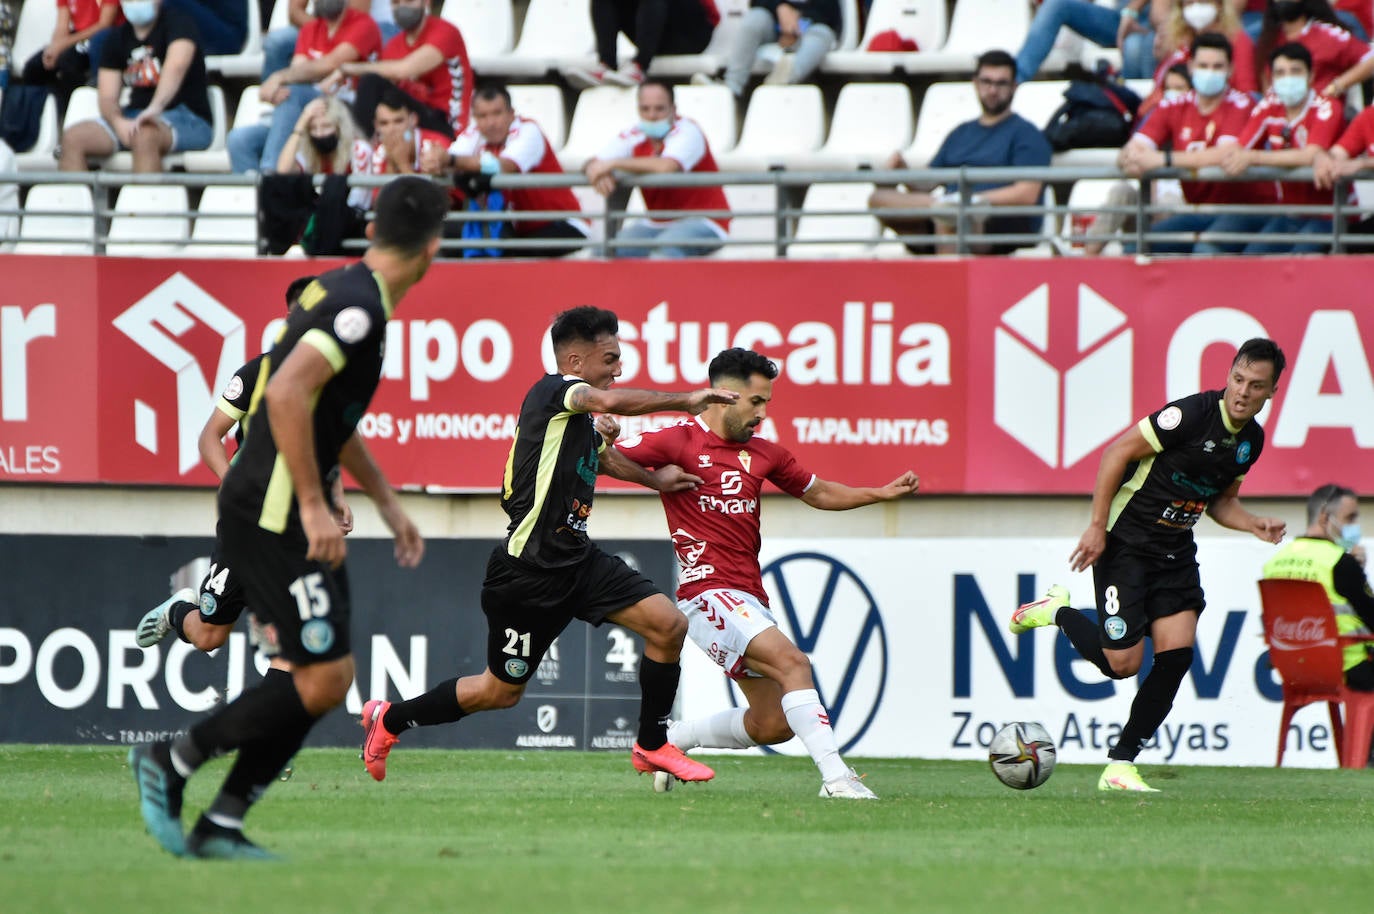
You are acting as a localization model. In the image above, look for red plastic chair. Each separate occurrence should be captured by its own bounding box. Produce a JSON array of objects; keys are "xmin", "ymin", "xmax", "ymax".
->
[{"xmin": 1258, "ymin": 578, "xmax": 1374, "ymax": 768}]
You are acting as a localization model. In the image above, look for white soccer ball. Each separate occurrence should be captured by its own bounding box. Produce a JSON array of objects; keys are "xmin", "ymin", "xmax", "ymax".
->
[
  {"xmin": 988, "ymin": 721, "xmax": 1057, "ymax": 790},
  {"xmin": 652, "ymin": 770, "xmax": 674, "ymax": 793}
]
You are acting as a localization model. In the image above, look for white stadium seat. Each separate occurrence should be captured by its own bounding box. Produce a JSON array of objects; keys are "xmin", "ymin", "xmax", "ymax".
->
[
  {"xmin": 441, "ymin": 0, "xmax": 516, "ymax": 72},
  {"xmin": 11, "ymin": 0, "xmax": 58, "ymax": 76},
  {"xmin": 787, "ymin": 182, "xmax": 891, "ymax": 258},
  {"xmin": 716, "ymin": 183, "xmax": 779, "ymax": 258},
  {"xmin": 904, "ymin": 0, "xmax": 1032, "ymax": 74},
  {"xmin": 495, "ymin": 0, "xmax": 596, "ymax": 77},
  {"xmin": 673, "ymin": 84, "xmax": 739, "ymax": 156},
  {"xmin": 14, "ymin": 95, "xmax": 61, "ymax": 171},
  {"xmin": 716, "ymin": 84, "xmax": 824, "ymax": 171},
  {"xmin": 187, "ymin": 185, "xmax": 260, "ymax": 257},
  {"xmin": 647, "ymin": 0, "xmax": 749, "ymax": 77},
  {"xmin": 179, "ymin": 86, "xmax": 232, "ymax": 172},
  {"xmin": 206, "ymin": 0, "xmax": 265, "ymax": 78},
  {"xmin": 14, "ymin": 184, "xmax": 96, "ymax": 255},
  {"xmin": 557, "ymin": 86, "xmax": 637, "ymax": 171},
  {"xmin": 789, "ymin": 82, "xmax": 913, "ymax": 170},
  {"xmin": 508, "ymin": 84, "xmax": 569, "ymax": 151},
  {"xmin": 823, "ymin": 0, "xmax": 948, "ymax": 75},
  {"xmin": 105, "ymin": 185, "xmax": 190, "ymax": 256}
]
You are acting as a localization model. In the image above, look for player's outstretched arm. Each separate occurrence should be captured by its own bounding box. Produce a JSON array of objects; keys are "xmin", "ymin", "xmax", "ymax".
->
[
  {"xmin": 1206, "ymin": 480, "xmax": 1286, "ymax": 544},
  {"xmin": 339, "ymin": 433, "xmax": 423, "ymax": 568},
  {"xmin": 800, "ymin": 471, "xmax": 920, "ymax": 510},
  {"xmin": 197, "ymin": 410, "xmax": 238, "ymax": 479},
  {"xmin": 267, "ymin": 346, "xmax": 344, "ymax": 568},
  {"xmin": 569, "ymin": 384, "xmax": 738, "ymax": 417},
  {"xmin": 1070, "ymin": 424, "xmax": 1156, "ymax": 572},
  {"xmin": 598, "ymin": 442, "xmax": 704, "ymax": 493}
]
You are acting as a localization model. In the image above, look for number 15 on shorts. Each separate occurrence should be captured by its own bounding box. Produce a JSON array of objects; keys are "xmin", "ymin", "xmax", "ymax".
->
[{"xmin": 288, "ymin": 572, "xmax": 332, "ymax": 620}]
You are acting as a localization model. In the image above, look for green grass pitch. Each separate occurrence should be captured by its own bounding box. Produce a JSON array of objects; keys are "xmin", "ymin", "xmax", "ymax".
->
[{"xmin": 3, "ymin": 745, "xmax": 1372, "ymax": 913}]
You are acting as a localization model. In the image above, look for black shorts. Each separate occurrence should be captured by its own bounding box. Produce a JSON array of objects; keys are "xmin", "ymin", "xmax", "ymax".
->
[
  {"xmin": 194, "ymin": 543, "xmax": 247, "ymax": 627},
  {"xmin": 1092, "ymin": 535, "xmax": 1205, "ymax": 649},
  {"xmin": 480, "ymin": 544, "xmax": 661, "ymax": 684},
  {"xmin": 216, "ymin": 513, "xmax": 352, "ymax": 665}
]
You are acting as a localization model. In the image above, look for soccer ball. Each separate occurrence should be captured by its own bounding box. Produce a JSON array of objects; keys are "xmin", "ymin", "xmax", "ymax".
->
[
  {"xmin": 652, "ymin": 771, "xmax": 674, "ymax": 793},
  {"xmin": 988, "ymin": 721, "xmax": 1057, "ymax": 790}
]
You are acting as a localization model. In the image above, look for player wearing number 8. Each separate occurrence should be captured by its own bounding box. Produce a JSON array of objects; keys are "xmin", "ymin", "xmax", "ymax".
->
[
  {"xmin": 358, "ymin": 306, "xmax": 740, "ymax": 786},
  {"xmin": 128, "ymin": 176, "xmax": 451, "ymax": 860},
  {"xmin": 1009, "ymin": 338, "xmax": 1288, "ymax": 793}
]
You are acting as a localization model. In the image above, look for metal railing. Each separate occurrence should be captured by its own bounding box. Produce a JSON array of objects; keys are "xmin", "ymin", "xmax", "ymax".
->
[{"xmin": 1, "ymin": 165, "xmax": 1372, "ymax": 257}]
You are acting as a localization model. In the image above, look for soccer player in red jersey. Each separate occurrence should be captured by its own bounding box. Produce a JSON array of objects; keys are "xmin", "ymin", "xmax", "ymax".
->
[{"xmin": 611, "ymin": 348, "xmax": 919, "ymax": 799}]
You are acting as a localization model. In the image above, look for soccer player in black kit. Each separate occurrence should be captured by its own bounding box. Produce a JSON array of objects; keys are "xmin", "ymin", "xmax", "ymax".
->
[
  {"xmin": 128, "ymin": 176, "xmax": 451, "ymax": 859},
  {"xmin": 1009, "ymin": 338, "xmax": 1288, "ymax": 792}
]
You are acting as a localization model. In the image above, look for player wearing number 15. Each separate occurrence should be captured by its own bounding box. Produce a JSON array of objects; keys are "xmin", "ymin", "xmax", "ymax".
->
[
  {"xmin": 128, "ymin": 176, "xmax": 451, "ymax": 860},
  {"xmin": 1009, "ymin": 338, "xmax": 1288, "ymax": 793}
]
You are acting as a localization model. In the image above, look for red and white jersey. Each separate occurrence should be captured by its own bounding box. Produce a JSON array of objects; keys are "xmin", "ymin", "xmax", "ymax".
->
[
  {"xmin": 1289, "ymin": 20, "xmax": 1374, "ymax": 94},
  {"xmin": 448, "ymin": 115, "xmax": 586, "ymax": 235},
  {"xmin": 596, "ymin": 117, "xmax": 730, "ymax": 232},
  {"xmin": 1135, "ymin": 89, "xmax": 1269, "ymax": 204},
  {"xmin": 1336, "ymin": 0, "xmax": 1374, "ymax": 39},
  {"xmin": 615, "ymin": 417, "xmax": 815, "ymax": 602},
  {"xmin": 382, "ymin": 14, "xmax": 473, "ymax": 131},
  {"xmin": 1239, "ymin": 90, "xmax": 1345, "ymax": 206},
  {"xmin": 294, "ymin": 8, "xmax": 382, "ymax": 93},
  {"xmin": 349, "ymin": 128, "xmax": 455, "ymax": 207},
  {"xmin": 1336, "ymin": 104, "xmax": 1374, "ymax": 157},
  {"xmin": 1152, "ymin": 30, "xmax": 1257, "ymax": 95}
]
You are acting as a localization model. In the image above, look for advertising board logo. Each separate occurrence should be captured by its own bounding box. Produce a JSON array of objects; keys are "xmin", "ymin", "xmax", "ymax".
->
[
  {"xmin": 112, "ymin": 273, "xmax": 245, "ymax": 474},
  {"xmin": 994, "ymin": 283, "xmax": 1132, "ymax": 468},
  {"xmin": 537, "ymin": 704, "xmax": 558, "ymax": 733},
  {"xmin": 740, "ymin": 552, "xmax": 888, "ymax": 753}
]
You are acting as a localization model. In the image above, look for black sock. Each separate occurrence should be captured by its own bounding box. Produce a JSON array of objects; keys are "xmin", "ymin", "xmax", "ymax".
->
[
  {"xmin": 1055, "ymin": 607, "xmax": 1123, "ymax": 680},
  {"xmin": 208, "ymin": 726, "xmax": 311, "ymax": 828},
  {"xmin": 383, "ymin": 678, "xmax": 464, "ymax": 734},
  {"xmin": 169, "ymin": 600, "xmax": 197, "ymax": 643},
  {"xmin": 1108, "ymin": 647, "xmax": 1194, "ymax": 762},
  {"xmin": 177, "ymin": 666, "xmax": 315, "ymax": 770},
  {"xmin": 636, "ymin": 657, "xmax": 680, "ymax": 750}
]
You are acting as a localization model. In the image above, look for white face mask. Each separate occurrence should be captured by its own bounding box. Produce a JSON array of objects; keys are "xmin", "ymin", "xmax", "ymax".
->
[
  {"xmin": 1182, "ymin": 2, "xmax": 1219, "ymax": 31},
  {"xmin": 1163, "ymin": 89, "xmax": 1186, "ymax": 102},
  {"xmin": 121, "ymin": 0, "xmax": 157, "ymax": 27}
]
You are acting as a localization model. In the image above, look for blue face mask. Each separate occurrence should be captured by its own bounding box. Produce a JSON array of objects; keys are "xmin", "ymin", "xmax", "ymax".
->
[
  {"xmin": 639, "ymin": 118, "xmax": 672, "ymax": 140},
  {"xmin": 1190, "ymin": 68, "xmax": 1227, "ymax": 98},
  {"xmin": 1273, "ymin": 74, "xmax": 1309, "ymax": 107},
  {"xmin": 1339, "ymin": 523, "xmax": 1363, "ymax": 551},
  {"xmin": 121, "ymin": 0, "xmax": 157, "ymax": 26}
]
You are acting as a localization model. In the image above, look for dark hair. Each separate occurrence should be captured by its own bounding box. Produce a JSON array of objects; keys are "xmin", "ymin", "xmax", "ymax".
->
[
  {"xmin": 284, "ymin": 274, "xmax": 317, "ymax": 310},
  {"xmin": 637, "ymin": 78, "xmax": 675, "ymax": 103},
  {"xmin": 474, "ymin": 83, "xmax": 513, "ymax": 109},
  {"xmin": 376, "ymin": 85, "xmax": 417, "ymax": 116},
  {"xmin": 1257, "ymin": 1, "xmax": 1339, "ymax": 84},
  {"xmin": 1191, "ymin": 31, "xmax": 1233, "ymax": 62},
  {"xmin": 372, "ymin": 176, "xmax": 450, "ymax": 255},
  {"xmin": 1233, "ymin": 337, "xmax": 1287, "ymax": 384},
  {"xmin": 708, "ymin": 348, "xmax": 779, "ymax": 385},
  {"xmin": 1307, "ymin": 483, "xmax": 1356, "ymax": 525},
  {"xmin": 975, "ymin": 49, "xmax": 1017, "ymax": 78},
  {"xmin": 1164, "ymin": 63, "xmax": 1193, "ymax": 87},
  {"xmin": 550, "ymin": 306, "xmax": 619, "ymax": 349},
  {"xmin": 1270, "ymin": 40, "xmax": 1312, "ymax": 70}
]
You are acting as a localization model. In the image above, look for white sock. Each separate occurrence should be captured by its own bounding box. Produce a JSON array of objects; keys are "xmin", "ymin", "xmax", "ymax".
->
[
  {"xmin": 781, "ymin": 688, "xmax": 848, "ymax": 782},
  {"xmin": 668, "ymin": 708, "xmax": 755, "ymax": 750}
]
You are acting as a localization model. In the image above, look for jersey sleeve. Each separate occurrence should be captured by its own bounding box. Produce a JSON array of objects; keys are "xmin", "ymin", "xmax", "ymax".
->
[
  {"xmin": 1134, "ymin": 100, "xmax": 1175, "ymax": 148},
  {"xmin": 615, "ymin": 426, "xmax": 678, "ymax": 468},
  {"xmin": 448, "ymin": 127, "xmax": 479, "ymax": 157},
  {"xmin": 596, "ymin": 129, "xmax": 639, "ymax": 161},
  {"xmin": 1237, "ymin": 103, "xmax": 1269, "ymax": 149},
  {"xmin": 1138, "ymin": 392, "xmax": 1210, "ymax": 453},
  {"xmin": 339, "ymin": 13, "xmax": 382, "ymax": 59},
  {"xmin": 1336, "ymin": 107, "xmax": 1374, "ymax": 156},
  {"xmin": 1307, "ymin": 97, "xmax": 1344, "ymax": 148},
  {"xmin": 217, "ymin": 358, "xmax": 260, "ymax": 422},
  {"xmin": 660, "ymin": 120, "xmax": 706, "ymax": 171},
  {"xmin": 296, "ymin": 281, "xmax": 386, "ymax": 373},
  {"xmin": 501, "ymin": 120, "xmax": 547, "ymax": 172},
  {"xmin": 766, "ymin": 445, "xmax": 815, "ymax": 498}
]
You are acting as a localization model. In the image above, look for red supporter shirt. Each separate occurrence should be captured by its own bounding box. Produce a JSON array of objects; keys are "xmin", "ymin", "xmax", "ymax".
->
[
  {"xmin": 294, "ymin": 8, "xmax": 382, "ymax": 77},
  {"xmin": 1289, "ymin": 20, "xmax": 1374, "ymax": 93},
  {"xmin": 63, "ymin": 0, "xmax": 121, "ymax": 33},
  {"xmin": 615, "ymin": 417, "xmax": 815, "ymax": 603},
  {"xmin": 351, "ymin": 128, "xmax": 459, "ymax": 206},
  {"xmin": 1136, "ymin": 88, "xmax": 1273, "ymax": 204},
  {"xmin": 1336, "ymin": 104, "xmax": 1374, "ymax": 156},
  {"xmin": 382, "ymin": 15, "xmax": 473, "ymax": 131},
  {"xmin": 1152, "ymin": 30, "xmax": 1257, "ymax": 95},
  {"xmin": 1337, "ymin": 0, "xmax": 1374, "ymax": 39},
  {"xmin": 596, "ymin": 117, "xmax": 730, "ymax": 231},
  {"xmin": 1239, "ymin": 90, "xmax": 1345, "ymax": 206},
  {"xmin": 448, "ymin": 115, "xmax": 585, "ymax": 235}
]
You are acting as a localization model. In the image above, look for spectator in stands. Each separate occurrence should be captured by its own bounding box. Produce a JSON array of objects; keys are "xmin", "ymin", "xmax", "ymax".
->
[
  {"xmin": 352, "ymin": 85, "xmax": 454, "ymax": 205},
  {"xmin": 261, "ymin": 0, "xmax": 387, "ymax": 80},
  {"xmin": 693, "ymin": 0, "xmax": 841, "ymax": 98},
  {"xmin": 565, "ymin": 0, "xmax": 718, "ymax": 89},
  {"xmin": 1255, "ymin": 0, "xmax": 1374, "ymax": 93},
  {"xmin": 163, "ymin": 0, "xmax": 244, "ymax": 56},
  {"xmin": 226, "ymin": 0, "xmax": 380, "ymax": 173},
  {"xmin": 58, "ymin": 0, "xmax": 213, "ymax": 173},
  {"xmin": 583, "ymin": 79, "xmax": 729, "ymax": 257},
  {"xmin": 322, "ymin": 0, "xmax": 472, "ymax": 138},
  {"xmin": 1017, "ymin": 0, "xmax": 1161, "ymax": 83},
  {"xmin": 18, "ymin": 0, "xmax": 121, "ymax": 123},
  {"xmin": 870, "ymin": 49, "xmax": 1053, "ymax": 256},
  {"xmin": 1144, "ymin": 0, "xmax": 1258, "ymax": 107},
  {"xmin": 275, "ymin": 93, "xmax": 361, "ymax": 174},
  {"xmin": 1205, "ymin": 41, "xmax": 1345, "ymax": 252},
  {"xmin": 421, "ymin": 83, "xmax": 590, "ymax": 257},
  {"xmin": 1111, "ymin": 33, "xmax": 1269, "ymax": 253}
]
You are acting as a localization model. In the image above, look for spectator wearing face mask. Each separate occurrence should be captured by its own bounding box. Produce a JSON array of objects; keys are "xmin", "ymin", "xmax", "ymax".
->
[
  {"xmin": 276, "ymin": 94, "xmax": 362, "ymax": 174},
  {"xmin": 226, "ymin": 0, "xmax": 381, "ymax": 173},
  {"xmin": 1147, "ymin": 0, "xmax": 1257, "ymax": 107},
  {"xmin": 1255, "ymin": 0, "xmax": 1374, "ymax": 94},
  {"xmin": 260, "ymin": 0, "xmax": 380, "ymax": 81},
  {"xmin": 582, "ymin": 79, "xmax": 730, "ymax": 258}
]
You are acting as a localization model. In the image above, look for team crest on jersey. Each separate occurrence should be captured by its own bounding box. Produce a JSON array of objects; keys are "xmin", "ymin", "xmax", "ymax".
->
[
  {"xmin": 1236, "ymin": 441, "xmax": 1252, "ymax": 464},
  {"xmin": 334, "ymin": 306, "xmax": 372, "ymax": 343},
  {"xmin": 698, "ymin": 455, "xmax": 712, "ymax": 467},
  {"xmin": 1157, "ymin": 406, "xmax": 1182, "ymax": 430},
  {"xmin": 301, "ymin": 619, "xmax": 335, "ymax": 654},
  {"xmin": 738, "ymin": 451, "xmax": 752, "ymax": 474},
  {"xmin": 223, "ymin": 376, "xmax": 244, "ymax": 400}
]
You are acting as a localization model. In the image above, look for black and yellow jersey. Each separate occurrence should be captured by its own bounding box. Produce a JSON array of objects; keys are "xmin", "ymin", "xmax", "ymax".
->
[
  {"xmin": 219, "ymin": 263, "xmax": 392, "ymax": 535},
  {"xmin": 500, "ymin": 374, "xmax": 606, "ymax": 568},
  {"xmin": 216, "ymin": 352, "xmax": 265, "ymax": 447},
  {"xmin": 1107, "ymin": 389, "xmax": 1266, "ymax": 554}
]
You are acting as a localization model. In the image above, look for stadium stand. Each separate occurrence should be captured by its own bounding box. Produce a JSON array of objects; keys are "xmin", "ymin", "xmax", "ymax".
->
[
  {"xmin": 205, "ymin": 0, "xmax": 265, "ymax": 78},
  {"xmin": 821, "ymin": 0, "xmax": 947, "ymax": 75},
  {"xmin": 716, "ymin": 84, "xmax": 826, "ymax": 170},
  {"xmin": 105, "ymin": 184, "xmax": 191, "ymax": 255},
  {"xmin": 14, "ymin": 183, "xmax": 96, "ymax": 254},
  {"xmin": 188, "ymin": 184, "xmax": 259, "ymax": 256},
  {"xmin": 673, "ymin": 83, "xmax": 740, "ymax": 156},
  {"xmin": 508, "ymin": 84, "xmax": 569, "ymax": 151},
  {"xmin": 12, "ymin": 96, "xmax": 60, "ymax": 171},
  {"xmin": 557, "ymin": 85, "xmax": 638, "ymax": 170},
  {"xmin": 787, "ymin": 81, "xmax": 914, "ymax": 170},
  {"xmin": 440, "ymin": 0, "xmax": 516, "ymax": 73}
]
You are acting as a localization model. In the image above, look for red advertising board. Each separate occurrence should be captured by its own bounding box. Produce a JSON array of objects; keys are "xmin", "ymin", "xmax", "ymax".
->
[{"xmin": 2, "ymin": 255, "xmax": 1370, "ymax": 495}]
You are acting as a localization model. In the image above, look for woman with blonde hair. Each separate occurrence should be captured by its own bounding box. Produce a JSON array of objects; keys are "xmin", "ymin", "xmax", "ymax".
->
[
  {"xmin": 1150, "ymin": 0, "xmax": 1257, "ymax": 101},
  {"xmin": 276, "ymin": 95, "xmax": 361, "ymax": 175}
]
